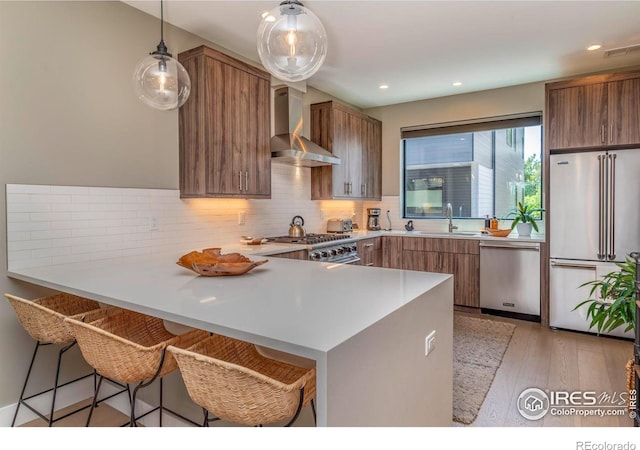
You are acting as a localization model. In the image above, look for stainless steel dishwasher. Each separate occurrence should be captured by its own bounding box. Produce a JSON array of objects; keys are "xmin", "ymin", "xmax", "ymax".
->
[{"xmin": 479, "ymin": 240, "xmax": 541, "ymax": 322}]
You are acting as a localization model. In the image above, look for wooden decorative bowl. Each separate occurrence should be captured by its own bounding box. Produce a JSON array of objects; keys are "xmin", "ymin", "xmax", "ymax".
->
[
  {"xmin": 177, "ymin": 248, "xmax": 268, "ymax": 277},
  {"xmin": 486, "ymin": 228, "xmax": 513, "ymax": 237},
  {"xmin": 190, "ymin": 260, "xmax": 268, "ymax": 277}
]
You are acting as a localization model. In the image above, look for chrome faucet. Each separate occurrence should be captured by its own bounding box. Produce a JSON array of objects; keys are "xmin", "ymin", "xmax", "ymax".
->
[{"xmin": 446, "ymin": 203, "xmax": 458, "ymax": 233}]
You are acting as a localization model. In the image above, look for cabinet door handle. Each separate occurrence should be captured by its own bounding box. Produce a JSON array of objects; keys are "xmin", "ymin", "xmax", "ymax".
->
[
  {"xmin": 349, "ymin": 182, "xmax": 353, "ymax": 194},
  {"xmin": 245, "ymin": 171, "xmax": 249, "ymax": 192},
  {"xmin": 601, "ymin": 124, "xmax": 605, "ymax": 144},
  {"xmin": 239, "ymin": 171, "xmax": 243, "ymax": 192},
  {"xmin": 366, "ymin": 263, "xmax": 374, "ymax": 266},
  {"xmin": 365, "ymin": 183, "xmax": 367, "ymax": 197},
  {"xmin": 609, "ymin": 124, "xmax": 613, "ymax": 144},
  {"xmin": 364, "ymin": 243, "xmax": 374, "ymax": 248}
]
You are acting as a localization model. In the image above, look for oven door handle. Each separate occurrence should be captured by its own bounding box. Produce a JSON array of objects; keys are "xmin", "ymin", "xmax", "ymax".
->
[{"xmin": 326, "ymin": 255, "xmax": 361, "ymax": 265}]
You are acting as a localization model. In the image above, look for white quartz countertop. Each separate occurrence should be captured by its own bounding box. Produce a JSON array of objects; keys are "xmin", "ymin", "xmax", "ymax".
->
[
  {"xmin": 8, "ymin": 252, "xmax": 451, "ymax": 357},
  {"xmin": 219, "ymin": 229, "xmax": 544, "ymax": 258},
  {"xmin": 347, "ymin": 229, "xmax": 545, "ymax": 243}
]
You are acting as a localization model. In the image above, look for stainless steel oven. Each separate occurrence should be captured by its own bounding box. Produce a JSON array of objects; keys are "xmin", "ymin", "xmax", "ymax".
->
[
  {"xmin": 308, "ymin": 241, "xmax": 360, "ymax": 264},
  {"xmin": 265, "ymin": 234, "xmax": 360, "ymax": 264}
]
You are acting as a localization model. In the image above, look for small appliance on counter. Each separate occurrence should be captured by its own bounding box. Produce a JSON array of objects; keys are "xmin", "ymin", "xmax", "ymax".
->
[
  {"xmin": 327, "ymin": 218, "xmax": 353, "ymax": 234},
  {"xmin": 288, "ymin": 215, "xmax": 305, "ymax": 237},
  {"xmin": 367, "ymin": 208, "xmax": 381, "ymax": 231}
]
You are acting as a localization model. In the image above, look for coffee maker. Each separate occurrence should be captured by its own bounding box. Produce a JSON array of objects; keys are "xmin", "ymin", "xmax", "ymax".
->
[{"xmin": 367, "ymin": 208, "xmax": 381, "ymax": 231}]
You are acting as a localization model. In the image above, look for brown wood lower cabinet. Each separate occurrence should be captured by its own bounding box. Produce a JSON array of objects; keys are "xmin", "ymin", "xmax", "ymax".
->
[
  {"xmin": 357, "ymin": 237, "xmax": 382, "ymax": 267},
  {"xmin": 401, "ymin": 237, "xmax": 479, "ymax": 308},
  {"xmin": 451, "ymin": 253, "xmax": 480, "ymax": 308},
  {"xmin": 270, "ymin": 250, "xmax": 308, "ymax": 260},
  {"xmin": 381, "ymin": 236, "xmax": 403, "ymax": 269}
]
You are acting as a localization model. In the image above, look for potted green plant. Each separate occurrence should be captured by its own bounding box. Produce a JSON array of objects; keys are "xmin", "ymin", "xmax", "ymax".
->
[
  {"xmin": 575, "ymin": 256, "xmax": 637, "ymax": 334},
  {"xmin": 504, "ymin": 202, "xmax": 545, "ymax": 236},
  {"xmin": 575, "ymin": 254, "xmax": 637, "ymax": 408}
]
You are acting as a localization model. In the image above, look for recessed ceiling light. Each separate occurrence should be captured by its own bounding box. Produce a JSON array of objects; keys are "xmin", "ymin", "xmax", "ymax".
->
[
  {"xmin": 587, "ymin": 44, "xmax": 602, "ymax": 51},
  {"xmin": 379, "ymin": 84, "xmax": 389, "ymax": 90},
  {"xmin": 452, "ymin": 81, "xmax": 462, "ymax": 87}
]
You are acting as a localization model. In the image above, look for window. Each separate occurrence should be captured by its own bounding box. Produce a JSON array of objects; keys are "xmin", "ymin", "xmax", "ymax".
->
[{"xmin": 401, "ymin": 113, "xmax": 542, "ymax": 220}]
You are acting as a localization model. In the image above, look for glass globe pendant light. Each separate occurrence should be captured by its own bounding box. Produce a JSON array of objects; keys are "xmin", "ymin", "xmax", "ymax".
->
[
  {"xmin": 133, "ymin": 0, "xmax": 190, "ymax": 111},
  {"xmin": 257, "ymin": 0, "xmax": 328, "ymax": 82}
]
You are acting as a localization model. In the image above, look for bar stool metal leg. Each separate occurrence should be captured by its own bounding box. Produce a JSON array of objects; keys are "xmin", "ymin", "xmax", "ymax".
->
[
  {"xmin": 85, "ymin": 375, "xmax": 104, "ymax": 427},
  {"xmin": 11, "ymin": 341, "xmax": 42, "ymax": 427},
  {"xmin": 48, "ymin": 341, "xmax": 76, "ymax": 426},
  {"xmin": 86, "ymin": 375, "xmax": 132, "ymax": 427},
  {"xmin": 12, "ymin": 340, "xmax": 79, "ymax": 427}
]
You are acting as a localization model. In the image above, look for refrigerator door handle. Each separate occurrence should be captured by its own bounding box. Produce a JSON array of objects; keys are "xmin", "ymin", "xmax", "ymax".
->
[
  {"xmin": 608, "ymin": 153, "xmax": 616, "ymax": 260},
  {"xmin": 550, "ymin": 261, "xmax": 598, "ymax": 270},
  {"xmin": 597, "ymin": 154, "xmax": 605, "ymax": 260}
]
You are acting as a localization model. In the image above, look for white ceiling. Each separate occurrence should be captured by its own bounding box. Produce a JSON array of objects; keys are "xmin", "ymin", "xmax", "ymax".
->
[{"xmin": 123, "ymin": 1, "xmax": 640, "ymax": 109}]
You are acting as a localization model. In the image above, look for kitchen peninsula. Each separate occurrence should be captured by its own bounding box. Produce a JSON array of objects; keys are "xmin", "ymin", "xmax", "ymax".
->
[{"xmin": 8, "ymin": 252, "xmax": 453, "ymax": 427}]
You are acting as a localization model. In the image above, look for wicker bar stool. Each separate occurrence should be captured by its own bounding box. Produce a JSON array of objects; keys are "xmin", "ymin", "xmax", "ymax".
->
[
  {"xmin": 168, "ymin": 334, "xmax": 317, "ymax": 427},
  {"xmin": 64, "ymin": 309, "xmax": 209, "ymax": 427},
  {"xmin": 4, "ymin": 292, "xmax": 121, "ymax": 427}
]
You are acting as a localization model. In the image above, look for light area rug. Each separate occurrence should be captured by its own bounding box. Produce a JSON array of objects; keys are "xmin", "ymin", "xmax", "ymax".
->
[{"xmin": 453, "ymin": 315, "xmax": 516, "ymax": 425}]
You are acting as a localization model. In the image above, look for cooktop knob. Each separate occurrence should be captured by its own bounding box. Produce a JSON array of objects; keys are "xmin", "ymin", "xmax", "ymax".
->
[
  {"xmin": 310, "ymin": 252, "xmax": 321, "ymax": 260},
  {"xmin": 321, "ymin": 251, "xmax": 330, "ymax": 258}
]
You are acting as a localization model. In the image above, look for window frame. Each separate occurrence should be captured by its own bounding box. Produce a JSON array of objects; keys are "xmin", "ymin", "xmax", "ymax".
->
[{"xmin": 400, "ymin": 112, "xmax": 543, "ymax": 221}]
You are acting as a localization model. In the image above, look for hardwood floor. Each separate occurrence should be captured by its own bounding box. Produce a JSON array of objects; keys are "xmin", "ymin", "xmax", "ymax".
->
[
  {"xmin": 458, "ymin": 311, "xmax": 635, "ymax": 427},
  {"xmin": 21, "ymin": 398, "xmax": 131, "ymax": 427},
  {"xmin": 19, "ymin": 311, "xmax": 635, "ymax": 428}
]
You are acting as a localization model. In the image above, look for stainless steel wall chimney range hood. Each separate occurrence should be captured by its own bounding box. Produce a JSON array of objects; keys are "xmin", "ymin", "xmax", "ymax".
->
[{"xmin": 270, "ymin": 86, "xmax": 340, "ymax": 167}]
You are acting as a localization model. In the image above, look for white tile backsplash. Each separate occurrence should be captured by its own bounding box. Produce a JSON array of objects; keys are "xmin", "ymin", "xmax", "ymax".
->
[
  {"xmin": 6, "ymin": 184, "xmax": 52, "ymax": 194},
  {"xmin": 5, "ymin": 165, "xmax": 364, "ymax": 269},
  {"xmin": 362, "ymin": 196, "xmax": 532, "ymax": 234}
]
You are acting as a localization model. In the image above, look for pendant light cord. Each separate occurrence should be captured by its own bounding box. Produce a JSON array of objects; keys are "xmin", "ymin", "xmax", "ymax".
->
[
  {"xmin": 160, "ymin": 0, "xmax": 164, "ymax": 43},
  {"xmin": 153, "ymin": 0, "xmax": 170, "ymax": 57}
]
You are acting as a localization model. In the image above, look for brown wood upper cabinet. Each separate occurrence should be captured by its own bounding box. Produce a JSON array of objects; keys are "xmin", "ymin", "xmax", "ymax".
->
[
  {"xmin": 178, "ymin": 45, "xmax": 271, "ymax": 198},
  {"xmin": 546, "ymin": 71, "xmax": 640, "ymax": 152},
  {"xmin": 310, "ymin": 101, "xmax": 382, "ymax": 200}
]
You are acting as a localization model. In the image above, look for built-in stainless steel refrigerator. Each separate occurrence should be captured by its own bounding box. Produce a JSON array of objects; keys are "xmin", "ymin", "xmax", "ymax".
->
[{"xmin": 549, "ymin": 149, "xmax": 640, "ymax": 338}]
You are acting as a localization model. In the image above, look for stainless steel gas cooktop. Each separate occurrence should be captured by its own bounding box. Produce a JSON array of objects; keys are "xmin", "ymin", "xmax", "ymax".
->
[{"xmin": 265, "ymin": 233, "xmax": 352, "ymax": 246}]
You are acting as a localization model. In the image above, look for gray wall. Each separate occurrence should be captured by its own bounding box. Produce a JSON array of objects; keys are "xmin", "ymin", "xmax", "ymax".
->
[{"xmin": 0, "ymin": 0, "xmax": 232, "ymax": 410}]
